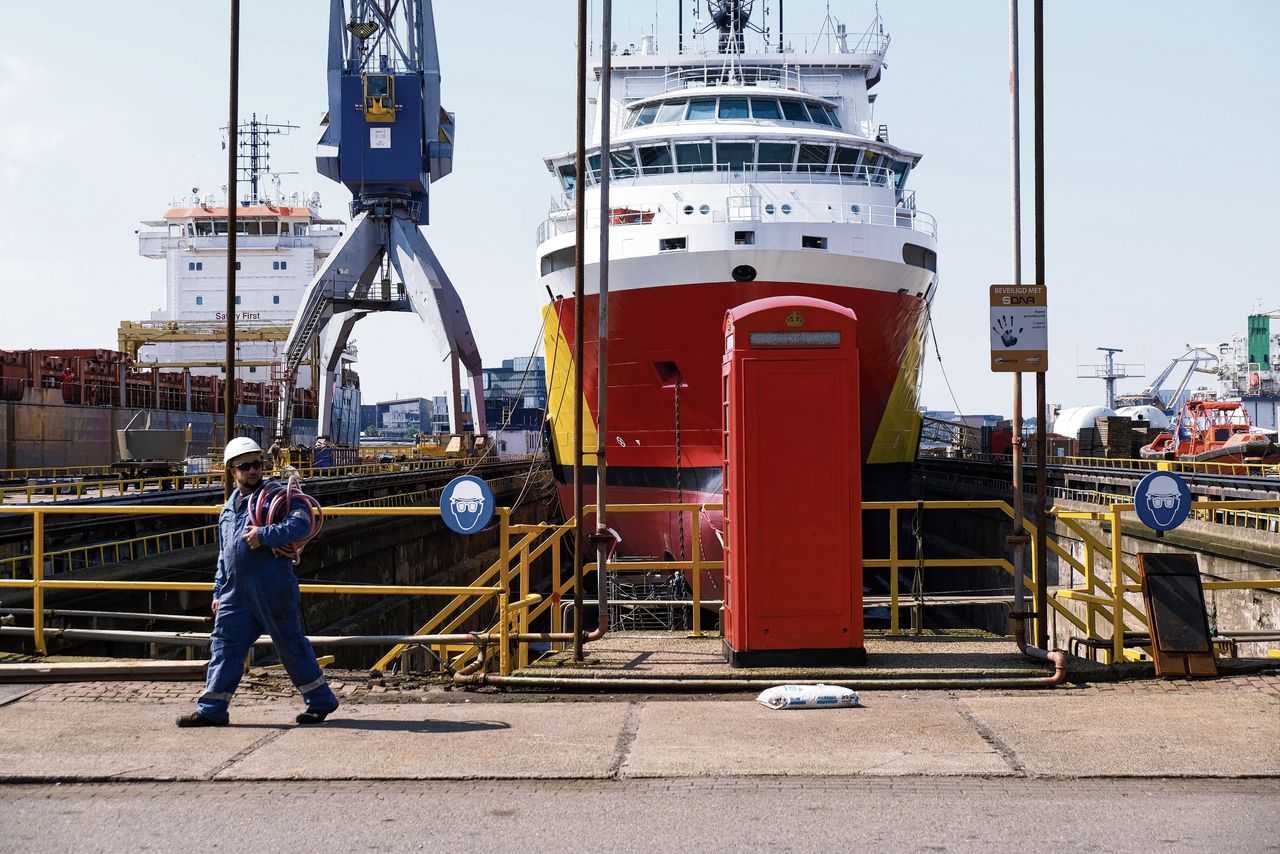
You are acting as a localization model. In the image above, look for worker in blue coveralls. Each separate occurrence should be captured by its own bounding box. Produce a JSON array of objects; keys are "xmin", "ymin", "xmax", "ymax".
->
[{"xmin": 177, "ymin": 437, "xmax": 339, "ymax": 727}]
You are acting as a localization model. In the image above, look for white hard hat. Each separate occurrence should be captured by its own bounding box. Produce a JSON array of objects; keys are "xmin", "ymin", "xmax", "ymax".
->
[
  {"xmin": 224, "ymin": 436, "xmax": 263, "ymax": 465},
  {"xmin": 451, "ymin": 480, "xmax": 485, "ymax": 502}
]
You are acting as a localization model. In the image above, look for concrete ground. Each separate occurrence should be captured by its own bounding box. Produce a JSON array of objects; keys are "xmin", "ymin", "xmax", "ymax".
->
[
  {"xmin": 2, "ymin": 637, "xmax": 1278, "ymax": 852},
  {"xmin": 1, "ymin": 667, "xmax": 1278, "ymax": 782}
]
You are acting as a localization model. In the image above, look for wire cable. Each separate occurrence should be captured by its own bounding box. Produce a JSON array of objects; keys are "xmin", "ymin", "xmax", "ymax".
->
[{"xmin": 927, "ymin": 312, "xmax": 967, "ymax": 422}]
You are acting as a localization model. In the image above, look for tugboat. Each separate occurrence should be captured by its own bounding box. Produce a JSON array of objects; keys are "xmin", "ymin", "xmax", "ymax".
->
[
  {"xmin": 536, "ymin": 3, "xmax": 937, "ymax": 568},
  {"xmin": 1140, "ymin": 399, "xmax": 1280, "ymax": 465}
]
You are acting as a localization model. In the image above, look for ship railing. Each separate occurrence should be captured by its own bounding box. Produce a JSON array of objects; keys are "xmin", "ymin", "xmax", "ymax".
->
[
  {"xmin": 569, "ymin": 163, "xmax": 900, "ymax": 190},
  {"xmin": 629, "ymin": 65, "xmax": 845, "ymax": 100},
  {"xmin": 538, "ymin": 194, "xmax": 935, "ymax": 243},
  {"xmin": 601, "ymin": 28, "xmax": 889, "ymax": 62},
  {"xmin": 139, "ymin": 235, "xmax": 333, "ymax": 252}
]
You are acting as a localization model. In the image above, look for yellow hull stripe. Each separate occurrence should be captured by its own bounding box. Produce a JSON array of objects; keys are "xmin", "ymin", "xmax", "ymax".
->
[
  {"xmin": 541, "ymin": 303, "xmax": 598, "ymax": 468},
  {"xmin": 866, "ymin": 322, "xmax": 926, "ymax": 465}
]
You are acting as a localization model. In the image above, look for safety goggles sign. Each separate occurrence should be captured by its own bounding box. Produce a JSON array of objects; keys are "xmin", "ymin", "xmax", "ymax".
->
[
  {"xmin": 440, "ymin": 475, "xmax": 495, "ymax": 535},
  {"xmin": 1134, "ymin": 471, "xmax": 1192, "ymax": 532},
  {"xmin": 990, "ymin": 284, "xmax": 1048, "ymax": 372}
]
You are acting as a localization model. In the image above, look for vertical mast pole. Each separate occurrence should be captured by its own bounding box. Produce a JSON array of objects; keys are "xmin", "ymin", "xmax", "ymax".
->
[
  {"xmin": 1033, "ymin": 0, "xmax": 1049, "ymax": 649},
  {"xmin": 1008, "ymin": 0, "xmax": 1027, "ymax": 647},
  {"xmin": 224, "ymin": 0, "xmax": 241, "ymax": 500},
  {"xmin": 572, "ymin": 0, "xmax": 588, "ymax": 661},
  {"xmin": 595, "ymin": 0, "xmax": 613, "ymax": 634}
]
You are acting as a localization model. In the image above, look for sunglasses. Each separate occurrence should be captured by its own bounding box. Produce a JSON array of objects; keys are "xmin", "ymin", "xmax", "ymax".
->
[{"xmin": 234, "ymin": 459, "xmax": 263, "ymax": 472}]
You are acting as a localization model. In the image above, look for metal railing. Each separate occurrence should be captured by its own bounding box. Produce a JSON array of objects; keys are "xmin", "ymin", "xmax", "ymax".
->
[
  {"xmin": 0, "ymin": 455, "xmax": 505, "ymax": 506},
  {"xmin": 0, "ymin": 464, "xmax": 119, "ymax": 482},
  {"xmin": 539, "ymin": 195, "xmax": 934, "ymax": 244},
  {"xmin": 0, "ymin": 504, "xmax": 508, "ymax": 658},
  {"xmin": 603, "ymin": 28, "xmax": 890, "ymax": 61},
  {"xmin": 5, "ymin": 498, "xmax": 1275, "ymax": 673},
  {"xmin": 1053, "ymin": 500, "xmax": 1280, "ymax": 663},
  {"xmin": 923, "ymin": 450, "xmax": 1280, "ymax": 479}
]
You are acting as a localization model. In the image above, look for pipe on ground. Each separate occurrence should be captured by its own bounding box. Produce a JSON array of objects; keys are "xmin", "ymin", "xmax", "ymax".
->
[{"xmin": 452, "ymin": 670, "xmax": 1068, "ymax": 692}]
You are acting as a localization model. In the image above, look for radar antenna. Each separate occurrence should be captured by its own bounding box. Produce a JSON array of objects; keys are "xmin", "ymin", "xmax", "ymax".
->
[{"xmin": 698, "ymin": 0, "xmax": 763, "ymax": 54}]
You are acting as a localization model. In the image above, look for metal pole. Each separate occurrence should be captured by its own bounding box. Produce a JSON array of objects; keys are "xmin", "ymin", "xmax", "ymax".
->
[
  {"xmin": 1007, "ymin": 0, "xmax": 1028, "ymax": 649},
  {"xmin": 1033, "ymin": 0, "xmax": 1049, "ymax": 649},
  {"xmin": 572, "ymin": 0, "xmax": 588, "ymax": 661},
  {"xmin": 778, "ymin": 0, "xmax": 784, "ymax": 51},
  {"xmin": 678, "ymin": 0, "xmax": 683, "ymax": 53},
  {"xmin": 223, "ymin": 0, "xmax": 240, "ymax": 500},
  {"xmin": 595, "ymin": 0, "xmax": 613, "ymax": 633}
]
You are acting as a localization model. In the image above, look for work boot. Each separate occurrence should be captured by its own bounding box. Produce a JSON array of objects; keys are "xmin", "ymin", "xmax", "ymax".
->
[
  {"xmin": 295, "ymin": 708, "xmax": 334, "ymax": 725},
  {"xmin": 176, "ymin": 712, "xmax": 227, "ymax": 728}
]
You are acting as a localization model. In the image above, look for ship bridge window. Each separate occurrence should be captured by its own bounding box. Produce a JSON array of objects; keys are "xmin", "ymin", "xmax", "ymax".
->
[
  {"xmin": 675, "ymin": 142, "xmax": 713, "ymax": 172},
  {"xmin": 797, "ymin": 144, "xmax": 832, "ymax": 172},
  {"xmin": 195, "ymin": 221, "xmax": 213, "ymax": 236},
  {"xmin": 716, "ymin": 141, "xmax": 754, "ymax": 171},
  {"xmin": 718, "ymin": 98, "xmax": 748, "ymax": 119},
  {"xmin": 757, "ymin": 142, "xmax": 796, "ymax": 171},
  {"xmin": 260, "ymin": 221, "xmax": 279, "ymax": 235},
  {"xmin": 833, "ymin": 146, "xmax": 861, "ymax": 176},
  {"xmin": 293, "ymin": 223, "xmax": 308, "ymax": 236},
  {"xmin": 861, "ymin": 151, "xmax": 887, "ymax": 185},
  {"xmin": 810, "ymin": 104, "xmax": 841, "ymax": 127},
  {"xmin": 587, "ymin": 153, "xmax": 602, "ymax": 184},
  {"xmin": 654, "ymin": 101, "xmax": 687, "ymax": 123},
  {"xmin": 214, "ymin": 220, "xmax": 229, "ymax": 236},
  {"xmin": 889, "ymin": 159, "xmax": 911, "ymax": 191},
  {"xmin": 780, "ymin": 99, "xmax": 811, "ymax": 122},
  {"xmin": 168, "ymin": 224, "xmax": 184, "ymax": 238},
  {"xmin": 632, "ymin": 104, "xmax": 659, "ymax": 127},
  {"xmin": 557, "ymin": 164, "xmax": 577, "ymax": 194},
  {"xmin": 638, "ymin": 144, "xmax": 673, "ymax": 174},
  {"xmin": 610, "ymin": 148, "xmax": 638, "ymax": 179},
  {"xmin": 750, "ymin": 98, "xmax": 783, "ymax": 120},
  {"xmin": 687, "ymin": 98, "xmax": 717, "ymax": 121}
]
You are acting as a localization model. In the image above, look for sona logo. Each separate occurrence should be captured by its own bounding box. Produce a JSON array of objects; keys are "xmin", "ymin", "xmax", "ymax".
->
[
  {"xmin": 1001, "ymin": 296, "xmax": 1038, "ymax": 305},
  {"xmin": 785, "ymin": 312, "xmax": 805, "ymax": 328}
]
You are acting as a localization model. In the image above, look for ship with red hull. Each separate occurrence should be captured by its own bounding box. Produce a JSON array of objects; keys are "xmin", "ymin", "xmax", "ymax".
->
[{"xmin": 536, "ymin": 5, "xmax": 937, "ymax": 573}]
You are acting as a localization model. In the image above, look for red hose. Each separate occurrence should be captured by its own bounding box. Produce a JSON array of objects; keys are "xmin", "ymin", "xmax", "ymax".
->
[{"xmin": 248, "ymin": 475, "xmax": 323, "ymax": 565}]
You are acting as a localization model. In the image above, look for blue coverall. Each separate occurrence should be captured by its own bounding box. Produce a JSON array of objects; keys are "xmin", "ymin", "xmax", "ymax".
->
[{"xmin": 196, "ymin": 484, "xmax": 338, "ymax": 722}]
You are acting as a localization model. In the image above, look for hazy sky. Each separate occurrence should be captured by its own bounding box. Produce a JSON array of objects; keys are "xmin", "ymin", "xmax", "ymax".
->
[{"xmin": 1, "ymin": 1, "xmax": 1277, "ymax": 418}]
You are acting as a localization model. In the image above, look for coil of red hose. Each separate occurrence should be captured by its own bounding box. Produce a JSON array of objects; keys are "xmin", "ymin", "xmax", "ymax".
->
[{"xmin": 247, "ymin": 475, "xmax": 324, "ymax": 565}]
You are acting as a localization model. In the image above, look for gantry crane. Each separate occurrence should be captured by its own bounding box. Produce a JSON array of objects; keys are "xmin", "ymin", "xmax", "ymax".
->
[{"xmin": 274, "ymin": 0, "xmax": 485, "ymax": 444}]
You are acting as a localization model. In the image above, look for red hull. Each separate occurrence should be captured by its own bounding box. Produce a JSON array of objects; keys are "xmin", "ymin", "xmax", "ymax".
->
[{"xmin": 545, "ymin": 280, "xmax": 926, "ymax": 567}]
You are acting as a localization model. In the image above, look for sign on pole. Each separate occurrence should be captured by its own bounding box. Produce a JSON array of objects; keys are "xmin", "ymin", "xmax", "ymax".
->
[
  {"xmin": 990, "ymin": 284, "xmax": 1048, "ymax": 372},
  {"xmin": 440, "ymin": 475, "xmax": 495, "ymax": 534},
  {"xmin": 1134, "ymin": 470, "xmax": 1192, "ymax": 532}
]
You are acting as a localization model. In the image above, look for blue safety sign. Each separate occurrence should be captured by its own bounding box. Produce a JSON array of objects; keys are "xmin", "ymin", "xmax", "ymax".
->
[
  {"xmin": 1133, "ymin": 471, "xmax": 1192, "ymax": 532},
  {"xmin": 440, "ymin": 475, "xmax": 495, "ymax": 535}
]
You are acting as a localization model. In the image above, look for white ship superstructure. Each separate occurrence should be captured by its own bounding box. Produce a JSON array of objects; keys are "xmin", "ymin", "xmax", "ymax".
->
[{"xmin": 135, "ymin": 192, "xmax": 347, "ymax": 386}]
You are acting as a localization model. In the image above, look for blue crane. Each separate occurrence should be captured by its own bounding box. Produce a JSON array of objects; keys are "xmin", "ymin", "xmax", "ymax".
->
[{"xmin": 274, "ymin": 0, "xmax": 485, "ymax": 443}]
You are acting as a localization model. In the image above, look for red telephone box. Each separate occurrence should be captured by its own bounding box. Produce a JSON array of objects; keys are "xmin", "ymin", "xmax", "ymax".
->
[{"xmin": 721, "ymin": 296, "xmax": 864, "ymax": 666}]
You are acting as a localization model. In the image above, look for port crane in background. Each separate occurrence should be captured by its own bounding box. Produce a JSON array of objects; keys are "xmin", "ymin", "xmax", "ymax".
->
[
  {"xmin": 274, "ymin": 0, "xmax": 486, "ymax": 444},
  {"xmin": 1114, "ymin": 346, "xmax": 1220, "ymax": 413}
]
